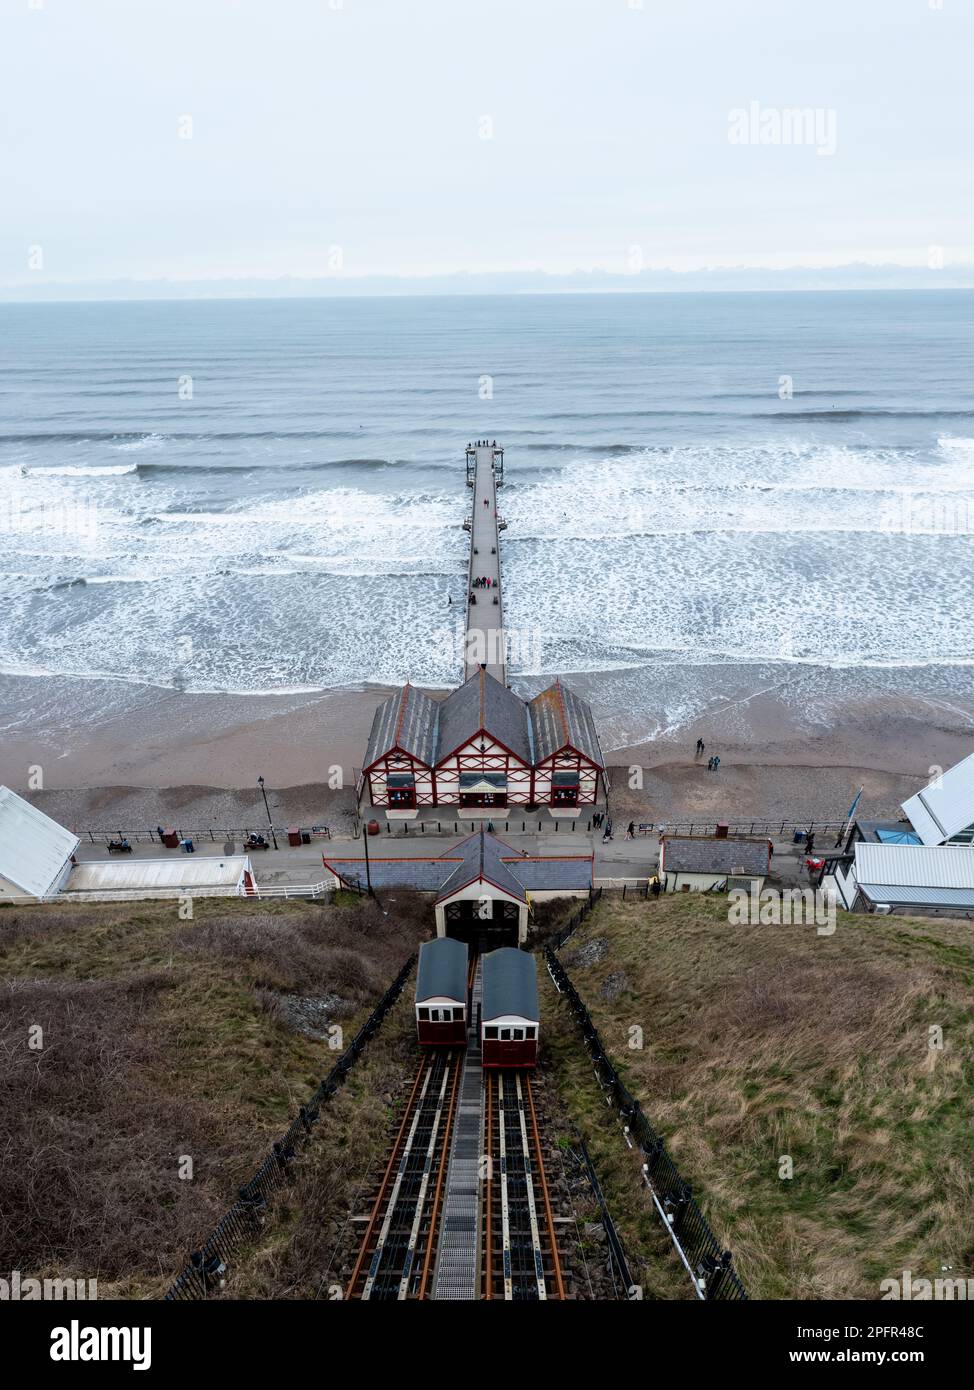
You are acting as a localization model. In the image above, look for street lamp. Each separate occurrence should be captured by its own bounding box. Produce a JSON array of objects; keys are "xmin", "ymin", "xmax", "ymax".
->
[
  {"xmin": 256, "ymin": 776, "xmax": 279, "ymax": 850},
  {"xmin": 362, "ymin": 816, "xmax": 375, "ymax": 897}
]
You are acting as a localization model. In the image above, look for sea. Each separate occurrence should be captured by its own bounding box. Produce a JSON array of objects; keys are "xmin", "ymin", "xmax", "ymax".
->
[{"xmin": 2, "ymin": 290, "xmax": 973, "ymax": 748}]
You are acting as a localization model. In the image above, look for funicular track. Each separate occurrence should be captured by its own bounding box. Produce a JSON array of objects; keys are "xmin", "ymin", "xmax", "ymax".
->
[
  {"xmin": 346, "ymin": 1049, "xmax": 463, "ymax": 1299},
  {"xmin": 484, "ymin": 1071, "xmax": 565, "ymax": 1300}
]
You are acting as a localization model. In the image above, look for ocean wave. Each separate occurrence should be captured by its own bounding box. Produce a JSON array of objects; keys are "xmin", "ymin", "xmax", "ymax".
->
[
  {"xmin": 113, "ymin": 432, "xmax": 165, "ymax": 452},
  {"xmin": 20, "ymin": 462, "xmax": 139, "ymax": 477}
]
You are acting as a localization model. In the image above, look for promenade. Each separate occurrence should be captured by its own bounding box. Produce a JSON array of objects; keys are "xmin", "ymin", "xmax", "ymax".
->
[{"xmin": 68, "ymin": 824, "xmax": 810, "ymax": 892}]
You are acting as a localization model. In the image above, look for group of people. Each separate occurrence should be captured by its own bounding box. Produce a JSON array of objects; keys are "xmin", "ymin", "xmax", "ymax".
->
[
  {"xmin": 695, "ymin": 738, "xmax": 721, "ymax": 771},
  {"xmin": 472, "ymin": 574, "xmax": 495, "ymax": 588}
]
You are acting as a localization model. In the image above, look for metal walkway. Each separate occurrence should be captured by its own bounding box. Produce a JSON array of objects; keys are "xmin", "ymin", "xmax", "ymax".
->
[
  {"xmin": 463, "ymin": 442, "xmax": 506, "ymax": 685},
  {"xmin": 431, "ymin": 959, "xmax": 485, "ymax": 1299}
]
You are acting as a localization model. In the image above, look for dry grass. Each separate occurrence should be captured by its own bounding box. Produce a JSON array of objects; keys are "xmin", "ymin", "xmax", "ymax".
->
[
  {"xmin": 545, "ymin": 894, "xmax": 974, "ymax": 1299},
  {"xmin": 0, "ymin": 893, "xmax": 425, "ymax": 1296}
]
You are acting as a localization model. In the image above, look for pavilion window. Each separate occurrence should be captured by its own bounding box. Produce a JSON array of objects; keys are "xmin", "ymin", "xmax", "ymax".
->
[
  {"xmin": 551, "ymin": 768, "xmax": 580, "ymax": 807},
  {"xmin": 387, "ymin": 771, "xmax": 416, "ymax": 808}
]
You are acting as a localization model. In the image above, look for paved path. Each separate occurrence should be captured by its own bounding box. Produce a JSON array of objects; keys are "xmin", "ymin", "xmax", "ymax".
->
[
  {"xmin": 464, "ymin": 443, "xmax": 505, "ymax": 684},
  {"xmin": 71, "ymin": 828, "xmax": 809, "ymax": 889}
]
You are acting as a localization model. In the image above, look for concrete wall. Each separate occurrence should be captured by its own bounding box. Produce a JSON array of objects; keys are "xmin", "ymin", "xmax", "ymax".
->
[{"xmin": 665, "ymin": 871, "xmax": 766, "ymax": 894}]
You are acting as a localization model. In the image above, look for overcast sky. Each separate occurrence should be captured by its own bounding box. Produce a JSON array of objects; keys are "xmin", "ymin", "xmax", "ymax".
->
[{"xmin": 1, "ymin": 0, "xmax": 972, "ymax": 289}]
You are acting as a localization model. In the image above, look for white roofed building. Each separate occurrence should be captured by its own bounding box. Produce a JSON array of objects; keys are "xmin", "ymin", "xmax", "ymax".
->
[
  {"xmin": 828, "ymin": 842, "xmax": 974, "ymax": 915},
  {"xmin": 902, "ymin": 751, "xmax": 974, "ymax": 846},
  {"xmin": 61, "ymin": 855, "xmax": 255, "ymax": 902},
  {"xmin": 0, "ymin": 786, "xmax": 79, "ymax": 902}
]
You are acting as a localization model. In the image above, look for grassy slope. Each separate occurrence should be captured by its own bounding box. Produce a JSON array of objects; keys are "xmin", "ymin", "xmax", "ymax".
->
[
  {"xmin": 545, "ymin": 894, "xmax": 974, "ymax": 1299},
  {"xmin": 0, "ymin": 895, "xmax": 422, "ymax": 1297}
]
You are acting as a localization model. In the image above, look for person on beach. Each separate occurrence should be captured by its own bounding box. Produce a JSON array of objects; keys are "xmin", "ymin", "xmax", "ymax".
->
[
  {"xmin": 695, "ymin": 738, "xmax": 705, "ymax": 756},
  {"xmin": 714, "ymin": 755, "xmax": 721, "ymax": 771},
  {"xmin": 707, "ymin": 756, "xmax": 714, "ymax": 771}
]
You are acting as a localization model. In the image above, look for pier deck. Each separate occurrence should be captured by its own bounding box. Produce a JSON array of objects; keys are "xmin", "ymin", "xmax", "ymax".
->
[{"xmin": 464, "ymin": 443, "xmax": 506, "ymax": 686}]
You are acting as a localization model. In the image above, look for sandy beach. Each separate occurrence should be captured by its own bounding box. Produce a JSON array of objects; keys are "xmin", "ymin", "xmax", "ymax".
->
[{"xmin": 3, "ymin": 666, "xmax": 971, "ymax": 837}]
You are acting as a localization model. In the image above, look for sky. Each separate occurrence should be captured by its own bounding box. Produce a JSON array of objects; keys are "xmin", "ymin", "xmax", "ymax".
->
[{"xmin": 1, "ymin": 0, "xmax": 972, "ymax": 293}]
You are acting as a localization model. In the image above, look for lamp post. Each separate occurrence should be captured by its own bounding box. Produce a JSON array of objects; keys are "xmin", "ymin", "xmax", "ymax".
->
[
  {"xmin": 256, "ymin": 776, "xmax": 279, "ymax": 850},
  {"xmin": 362, "ymin": 815, "xmax": 374, "ymax": 897}
]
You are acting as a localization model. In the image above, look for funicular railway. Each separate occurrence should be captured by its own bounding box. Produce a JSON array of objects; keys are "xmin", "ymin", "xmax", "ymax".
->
[
  {"xmin": 347, "ymin": 443, "xmax": 567, "ymax": 1301},
  {"xmin": 346, "ymin": 940, "xmax": 566, "ymax": 1301}
]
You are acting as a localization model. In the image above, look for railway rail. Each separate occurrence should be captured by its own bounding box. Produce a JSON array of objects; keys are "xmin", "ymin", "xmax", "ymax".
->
[
  {"xmin": 346, "ymin": 1050, "xmax": 462, "ymax": 1300},
  {"xmin": 484, "ymin": 1071, "xmax": 565, "ymax": 1300}
]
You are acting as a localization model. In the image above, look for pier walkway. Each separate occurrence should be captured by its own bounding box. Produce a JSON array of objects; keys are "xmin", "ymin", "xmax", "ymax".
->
[{"xmin": 464, "ymin": 442, "xmax": 506, "ymax": 686}]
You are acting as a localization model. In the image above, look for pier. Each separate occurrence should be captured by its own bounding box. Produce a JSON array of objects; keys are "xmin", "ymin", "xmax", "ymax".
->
[{"xmin": 463, "ymin": 441, "xmax": 506, "ymax": 685}]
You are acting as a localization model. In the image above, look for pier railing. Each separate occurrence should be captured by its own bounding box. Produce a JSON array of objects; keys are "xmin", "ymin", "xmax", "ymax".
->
[
  {"xmin": 163, "ymin": 954, "xmax": 414, "ymax": 1300},
  {"xmin": 546, "ymin": 946, "xmax": 747, "ymax": 1302}
]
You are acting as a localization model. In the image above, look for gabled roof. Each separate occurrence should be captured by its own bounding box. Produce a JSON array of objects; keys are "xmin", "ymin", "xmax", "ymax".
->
[
  {"xmin": 416, "ymin": 937, "xmax": 468, "ymax": 1003},
  {"xmin": 529, "ymin": 679, "xmax": 604, "ymax": 768},
  {"xmin": 0, "ymin": 786, "xmax": 79, "ymax": 898},
  {"xmin": 363, "ymin": 682, "xmax": 439, "ymax": 770},
  {"xmin": 902, "ymin": 751, "xmax": 974, "ymax": 845},
  {"xmin": 435, "ymin": 829, "xmax": 528, "ymax": 903},
  {"xmin": 482, "ymin": 947, "xmax": 539, "ymax": 1023},
  {"xmin": 323, "ymin": 831, "xmax": 593, "ymax": 900},
  {"xmin": 662, "ymin": 836, "xmax": 770, "ymax": 876},
  {"xmin": 436, "ymin": 667, "xmax": 531, "ymax": 765}
]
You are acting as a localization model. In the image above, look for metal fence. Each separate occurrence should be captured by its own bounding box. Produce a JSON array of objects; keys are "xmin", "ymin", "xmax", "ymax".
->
[
  {"xmin": 546, "ymin": 947, "xmax": 747, "ymax": 1301},
  {"xmin": 548, "ymin": 886, "xmax": 604, "ymax": 950},
  {"xmin": 566, "ymin": 1136, "xmax": 635, "ymax": 1300},
  {"xmin": 637, "ymin": 819, "xmax": 847, "ymax": 840},
  {"xmin": 163, "ymin": 953, "xmax": 415, "ymax": 1300},
  {"xmin": 74, "ymin": 825, "xmax": 332, "ymax": 846}
]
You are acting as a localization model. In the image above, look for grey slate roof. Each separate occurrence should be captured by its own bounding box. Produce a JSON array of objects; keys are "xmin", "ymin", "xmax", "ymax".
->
[
  {"xmin": 482, "ymin": 947, "xmax": 539, "ymax": 1023},
  {"xmin": 416, "ymin": 937, "xmax": 468, "ymax": 1003},
  {"xmin": 528, "ymin": 679, "xmax": 604, "ymax": 768},
  {"xmin": 435, "ymin": 830, "xmax": 528, "ymax": 903},
  {"xmin": 512, "ymin": 858, "xmax": 594, "ymax": 891},
  {"xmin": 436, "ymin": 668, "xmax": 531, "ymax": 764},
  {"xmin": 364, "ymin": 672, "xmax": 602, "ymax": 773},
  {"xmin": 363, "ymin": 683, "xmax": 439, "ymax": 770},
  {"xmin": 322, "ymin": 857, "xmax": 449, "ymax": 892},
  {"xmin": 663, "ymin": 836, "xmax": 769, "ymax": 876},
  {"xmin": 324, "ymin": 831, "xmax": 593, "ymax": 900}
]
